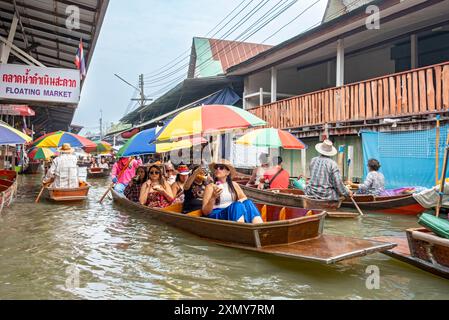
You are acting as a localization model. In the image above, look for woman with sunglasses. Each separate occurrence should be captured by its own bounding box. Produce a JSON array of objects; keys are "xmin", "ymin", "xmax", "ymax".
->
[
  {"xmin": 171, "ymin": 164, "xmax": 190, "ymax": 204},
  {"xmin": 164, "ymin": 162, "xmax": 177, "ymax": 185},
  {"xmin": 139, "ymin": 164, "xmax": 174, "ymax": 208},
  {"xmin": 202, "ymin": 160, "xmax": 263, "ymax": 224},
  {"xmin": 124, "ymin": 166, "xmax": 148, "ymax": 203}
]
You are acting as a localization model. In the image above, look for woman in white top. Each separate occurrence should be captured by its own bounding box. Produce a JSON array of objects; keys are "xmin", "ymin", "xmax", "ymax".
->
[
  {"xmin": 246, "ymin": 153, "xmax": 269, "ymax": 187},
  {"xmin": 202, "ymin": 159, "xmax": 263, "ymax": 224}
]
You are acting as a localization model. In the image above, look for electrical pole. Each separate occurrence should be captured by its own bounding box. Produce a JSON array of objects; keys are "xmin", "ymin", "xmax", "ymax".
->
[{"xmin": 99, "ymin": 109, "xmax": 103, "ymax": 140}]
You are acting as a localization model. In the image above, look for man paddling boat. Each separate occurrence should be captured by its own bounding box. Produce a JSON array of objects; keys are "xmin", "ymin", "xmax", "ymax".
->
[
  {"xmin": 305, "ymin": 140, "xmax": 353, "ymax": 201},
  {"xmin": 42, "ymin": 143, "xmax": 80, "ymax": 189}
]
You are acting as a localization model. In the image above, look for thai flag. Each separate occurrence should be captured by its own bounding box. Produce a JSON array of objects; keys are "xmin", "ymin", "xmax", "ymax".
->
[{"xmin": 75, "ymin": 39, "xmax": 86, "ymax": 79}]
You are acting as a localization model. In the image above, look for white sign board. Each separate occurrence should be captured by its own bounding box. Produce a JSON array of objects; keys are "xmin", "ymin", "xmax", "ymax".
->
[{"xmin": 0, "ymin": 64, "xmax": 80, "ymax": 104}]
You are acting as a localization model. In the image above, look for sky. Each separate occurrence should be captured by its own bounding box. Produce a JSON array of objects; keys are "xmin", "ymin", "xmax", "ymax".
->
[{"xmin": 74, "ymin": 0, "xmax": 328, "ymax": 135}]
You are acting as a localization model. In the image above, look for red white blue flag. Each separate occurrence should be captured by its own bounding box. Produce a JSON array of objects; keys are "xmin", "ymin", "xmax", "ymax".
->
[{"xmin": 75, "ymin": 39, "xmax": 86, "ymax": 79}]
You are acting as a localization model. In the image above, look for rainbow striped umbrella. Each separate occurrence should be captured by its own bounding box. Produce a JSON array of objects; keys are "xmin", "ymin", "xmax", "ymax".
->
[
  {"xmin": 236, "ymin": 128, "xmax": 307, "ymax": 150},
  {"xmin": 31, "ymin": 131, "xmax": 96, "ymax": 149},
  {"xmin": 0, "ymin": 121, "xmax": 32, "ymax": 145},
  {"xmin": 156, "ymin": 105, "xmax": 266, "ymax": 141},
  {"xmin": 85, "ymin": 140, "xmax": 112, "ymax": 154},
  {"xmin": 28, "ymin": 147, "xmax": 58, "ymax": 160}
]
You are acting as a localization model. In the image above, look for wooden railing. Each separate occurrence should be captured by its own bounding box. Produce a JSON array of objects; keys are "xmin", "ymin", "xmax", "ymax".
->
[{"xmin": 249, "ymin": 61, "xmax": 449, "ymax": 129}]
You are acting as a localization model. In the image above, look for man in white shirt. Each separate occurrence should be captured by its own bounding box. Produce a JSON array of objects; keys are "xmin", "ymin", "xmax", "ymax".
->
[{"xmin": 43, "ymin": 143, "xmax": 79, "ymax": 188}]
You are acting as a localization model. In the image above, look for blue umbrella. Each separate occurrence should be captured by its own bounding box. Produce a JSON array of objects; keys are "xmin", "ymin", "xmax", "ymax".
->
[
  {"xmin": 0, "ymin": 121, "xmax": 32, "ymax": 145},
  {"xmin": 117, "ymin": 128, "xmax": 157, "ymax": 157}
]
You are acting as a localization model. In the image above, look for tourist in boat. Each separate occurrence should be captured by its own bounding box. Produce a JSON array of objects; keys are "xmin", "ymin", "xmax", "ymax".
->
[
  {"xmin": 42, "ymin": 143, "xmax": 80, "ymax": 188},
  {"xmin": 111, "ymin": 157, "xmax": 141, "ymax": 193},
  {"xmin": 139, "ymin": 164, "xmax": 174, "ymax": 208},
  {"xmin": 171, "ymin": 164, "xmax": 190, "ymax": 204},
  {"xmin": 124, "ymin": 166, "xmax": 148, "ymax": 203},
  {"xmin": 246, "ymin": 153, "xmax": 270, "ymax": 187},
  {"xmin": 202, "ymin": 160, "xmax": 263, "ymax": 224},
  {"xmin": 90, "ymin": 157, "xmax": 99, "ymax": 168},
  {"xmin": 305, "ymin": 140, "xmax": 353, "ymax": 201},
  {"xmin": 98, "ymin": 157, "xmax": 109, "ymax": 169},
  {"xmin": 259, "ymin": 156, "xmax": 290, "ymax": 190},
  {"xmin": 164, "ymin": 162, "xmax": 177, "ymax": 185},
  {"xmin": 181, "ymin": 165, "xmax": 210, "ymax": 213},
  {"xmin": 351, "ymin": 158, "xmax": 385, "ymax": 196}
]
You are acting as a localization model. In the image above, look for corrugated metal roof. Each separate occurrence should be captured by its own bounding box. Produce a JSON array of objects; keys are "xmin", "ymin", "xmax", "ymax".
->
[{"xmin": 188, "ymin": 37, "xmax": 272, "ymax": 78}]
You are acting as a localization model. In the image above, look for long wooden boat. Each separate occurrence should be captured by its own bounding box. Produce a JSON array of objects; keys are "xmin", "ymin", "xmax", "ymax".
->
[
  {"xmin": 374, "ymin": 228, "xmax": 449, "ymax": 279},
  {"xmin": 236, "ymin": 179, "xmax": 341, "ymax": 211},
  {"xmin": 341, "ymin": 194, "xmax": 426, "ymax": 215},
  {"xmin": 0, "ymin": 170, "xmax": 18, "ymax": 213},
  {"xmin": 87, "ymin": 167, "xmax": 110, "ymax": 178},
  {"xmin": 111, "ymin": 189, "xmax": 395, "ymax": 264},
  {"xmin": 44, "ymin": 181, "xmax": 91, "ymax": 202}
]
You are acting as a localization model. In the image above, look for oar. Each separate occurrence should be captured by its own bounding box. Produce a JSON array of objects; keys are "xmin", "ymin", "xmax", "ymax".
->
[
  {"xmin": 351, "ymin": 196, "xmax": 364, "ymax": 216},
  {"xmin": 99, "ymin": 183, "xmax": 113, "ymax": 204},
  {"xmin": 436, "ymin": 145, "xmax": 449, "ymax": 217},
  {"xmin": 35, "ymin": 184, "xmax": 46, "ymax": 203}
]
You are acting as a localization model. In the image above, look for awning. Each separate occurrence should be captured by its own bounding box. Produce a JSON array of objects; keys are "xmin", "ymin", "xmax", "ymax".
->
[{"xmin": 0, "ymin": 104, "xmax": 35, "ymax": 116}]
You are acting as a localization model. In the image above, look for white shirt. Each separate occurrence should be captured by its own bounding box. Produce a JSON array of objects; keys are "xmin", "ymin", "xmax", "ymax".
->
[
  {"xmin": 213, "ymin": 183, "xmax": 234, "ymax": 209},
  {"xmin": 45, "ymin": 154, "xmax": 79, "ymax": 188},
  {"xmin": 99, "ymin": 162, "xmax": 109, "ymax": 169}
]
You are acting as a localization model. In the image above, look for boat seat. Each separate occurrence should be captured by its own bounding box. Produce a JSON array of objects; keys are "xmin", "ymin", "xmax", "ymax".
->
[
  {"xmin": 260, "ymin": 204, "xmax": 267, "ymax": 222},
  {"xmin": 279, "ymin": 207, "xmax": 286, "ymax": 221},
  {"xmin": 186, "ymin": 210, "xmax": 202, "ymax": 217},
  {"xmin": 163, "ymin": 202, "xmax": 183, "ymax": 213}
]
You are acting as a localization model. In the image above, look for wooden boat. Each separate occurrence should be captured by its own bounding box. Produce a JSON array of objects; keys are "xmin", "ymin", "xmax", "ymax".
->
[
  {"xmin": 374, "ymin": 228, "xmax": 449, "ymax": 279},
  {"xmin": 0, "ymin": 170, "xmax": 18, "ymax": 213},
  {"xmin": 111, "ymin": 189, "xmax": 395, "ymax": 264},
  {"xmin": 341, "ymin": 194, "xmax": 426, "ymax": 215},
  {"xmin": 44, "ymin": 181, "xmax": 91, "ymax": 202},
  {"xmin": 87, "ymin": 167, "xmax": 110, "ymax": 178}
]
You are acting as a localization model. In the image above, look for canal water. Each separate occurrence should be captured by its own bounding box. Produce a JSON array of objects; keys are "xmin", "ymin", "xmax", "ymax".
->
[{"xmin": 0, "ymin": 173, "xmax": 448, "ymax": 300}]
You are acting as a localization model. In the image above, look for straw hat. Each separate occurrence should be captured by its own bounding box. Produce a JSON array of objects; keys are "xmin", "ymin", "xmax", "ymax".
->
[
  {"xmin": 209, "ymin": 159, "xmax": 237, "ymax": 179},
  {"xmin": 58, "ymin": 143, "xmax": 74, "ymax": 154},
  {"xmin": 315, "ymin": 139, "xmax": 337, "ymax": 157}
]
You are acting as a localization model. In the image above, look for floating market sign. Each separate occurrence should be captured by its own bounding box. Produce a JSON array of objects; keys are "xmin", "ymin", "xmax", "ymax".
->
[{"xmin": 0, "ymin": 64, "xmax": 80, "ymax": 104}]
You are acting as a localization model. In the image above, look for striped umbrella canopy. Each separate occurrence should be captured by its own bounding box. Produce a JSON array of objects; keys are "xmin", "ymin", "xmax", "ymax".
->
[
  {"xmin": 117, "ymin": 128, "xmax": 207, "ymax": 157},
  {"xmin": 0, "ymin": 121, "xmax": 32, "ymax": 145},
  {"xmin": 156, "ymin": 105, "xmax": 266, "ymax": 141},
  {"xmin": 28, "ymin": 147, "xmax": 58, "ymax": 160},
  {"xmin": 31, "ymin": 131, "xmax": 96, "ymax": 149},
  {"xmin": 85, "ymin": 140, "xmax": 112, "ymax": 154},
  {"xmin": 236, "ymin": 128, "xmax": 307, "ymax": 150}
]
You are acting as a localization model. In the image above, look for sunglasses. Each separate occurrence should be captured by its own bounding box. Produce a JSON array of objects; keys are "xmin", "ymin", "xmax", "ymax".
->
[
  {"xmin": 214, "ymin": 165, "xmax": 227, "ymax": 171},
  {"xmin": 150, "ymin": 170, "xmax": 161, "ymax": 175}
]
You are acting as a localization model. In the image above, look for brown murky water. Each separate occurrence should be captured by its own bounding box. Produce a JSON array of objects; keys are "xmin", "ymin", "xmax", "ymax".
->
[{"xmin": 0, "ymin": 173, "xmax": 448, "ymax": 300}]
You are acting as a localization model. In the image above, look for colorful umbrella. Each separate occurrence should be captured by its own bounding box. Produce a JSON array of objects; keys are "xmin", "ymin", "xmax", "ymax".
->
[
  {"xmin": 85, "ymin": 140, "xmax": 112, "ymax": 154},
  {"xmin": 156, "ymin": 105, "xmax": 266, "ymax": 141},
  {"xmin": 236, "ymin": 128, "xmax": 307, "ymax": 149},
  {"xmin": 28, "ymin": 147, "xmax": 58, "ymax": 160},
  {"xmin": 117, "ymin": 128, "xmax": 207, "ymax": 157},
  {"xmin": 31, "ymin": 131, "xmax": 96, "ymax": 149},
  {"xmin": 0, "ymin": 121, "xmax": 32, "ymax": 145}
]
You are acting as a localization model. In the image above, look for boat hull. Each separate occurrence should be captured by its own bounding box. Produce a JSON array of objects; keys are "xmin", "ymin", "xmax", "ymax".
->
[
  {"xmin": 111, "ymin": 190, "xmax": 395, "ymax": 264},
  {"xmin": 341, "ymin": 194, "xmax": 426, "ymax": 215},
  {"xmin": 87, "ymin": 168, "xmax": 110, "ymax": 178},
  {"xmin": 0, "ymin": 170, "xmax": 18, "ymax": 213},
  {"xmin": 375, "ymin": 228, "xmax": 449, "ymax": 279},
  {"xmin": 45, "ymin": 183, "xmax": 91, "ymax": 202}
]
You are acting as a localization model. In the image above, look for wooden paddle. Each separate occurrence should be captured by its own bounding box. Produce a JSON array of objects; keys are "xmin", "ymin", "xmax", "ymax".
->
[
  {"xmin": 99, "ymin": 157, "xmax": 133, "ymax": 204},
  {"xmin": 436, "ymin": 146, "xmax": 449, "ymax": 217},
  {"xmin": 35, "ymin": 180, "xmax": 52, "ymax": 203},
  {"xmin": 351, "ymin": 196, "xmax": 364, "ymax": 216}
]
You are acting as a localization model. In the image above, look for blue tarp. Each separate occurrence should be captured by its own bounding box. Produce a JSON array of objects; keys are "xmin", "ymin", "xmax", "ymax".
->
[
  {"xmin": 361, "ymin": 126, "xmax": 449, "ymax": 189},
  {"xmin": 200, "ymin": 87, "xmax": 241, "ymax": 106}
]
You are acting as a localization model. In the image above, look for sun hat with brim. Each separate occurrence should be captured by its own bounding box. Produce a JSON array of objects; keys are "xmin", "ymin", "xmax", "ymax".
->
[
  {"xmin": 315, "ymin": 139, "xmax": 337, "ymax": 157},
  {"xmin": 58, "ymin": 143, "xmax": 74, "ymax": 154},
  {"xmin": 209, "ymin": 159, "xmax": 237, "ymax": 179}
]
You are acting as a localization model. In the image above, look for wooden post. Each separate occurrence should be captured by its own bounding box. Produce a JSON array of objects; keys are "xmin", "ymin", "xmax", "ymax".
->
[
  {"xmin": 259, "ymin": 87, "xmax": 264, "ymax": 106},
  {"xmin": 337, "ymin": 145, "xmax": 345, "ymax": 179},
  {"xmin": 436, "ymin": 116, "xmax": 440, "ymax": 185},
  {"xmin": 0, "ymin": 145, "xmax": 4, "ymax": 169},
  {"xmin": 347, "ymin": 145, "xmax": 354, "ymax": 183},
  {"xmin": 436, "ymin": 146, "xmax": 449, "ymax": 217},
  {"xmin": 301, "ymin": 149, "xmax": 306, "ymax": 176}
]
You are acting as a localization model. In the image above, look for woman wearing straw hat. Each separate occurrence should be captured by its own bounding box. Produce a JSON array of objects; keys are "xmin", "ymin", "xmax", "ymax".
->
[
  {"xmin": 42, "ymin": 143, "xmax": 79, "ymax": 189},
  {"xmin": 171, "ymin": 164, "xmax": 191, "ymax": 204},
  {"xmin": 202, "ymin": 159, "xmax": 264, "ymax": 224},
  {"xmin": 305, "ymin": 140, "xmax": 353, "ymax": 201}
]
